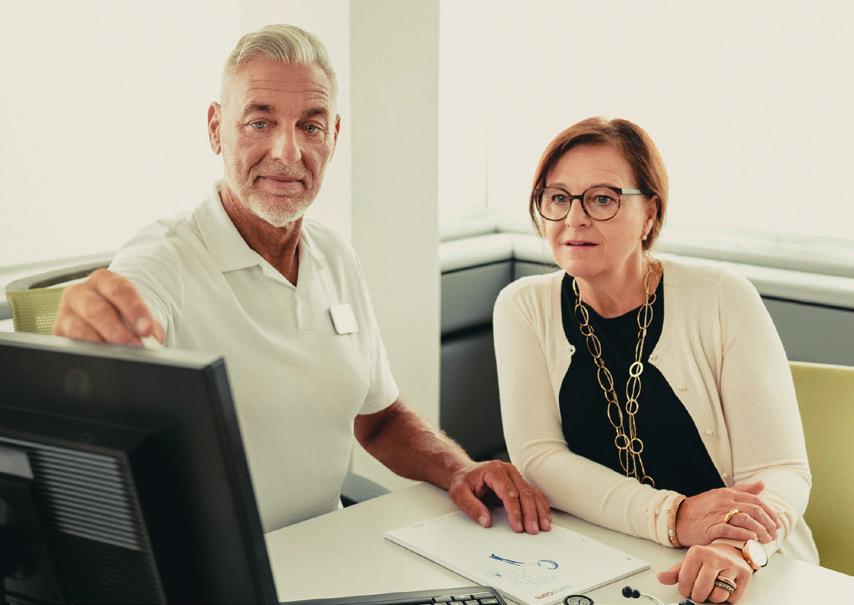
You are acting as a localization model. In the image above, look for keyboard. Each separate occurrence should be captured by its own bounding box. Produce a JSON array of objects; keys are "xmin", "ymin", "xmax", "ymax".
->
[{"xmin": 282, "ymin": 585, "xmax": 507, "ymax": 605}]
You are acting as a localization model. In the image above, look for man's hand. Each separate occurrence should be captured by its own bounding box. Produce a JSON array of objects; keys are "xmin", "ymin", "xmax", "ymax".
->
[
  {"xmin": 53, "ymin": 269, "xmax": 165, "ymax": 346},
  {"xmin": 675, "ymin": 480, "xmax": 781, "ymax": 547},
  {"xmin": 355, "ymin": 402, "xmax": 551, "ymax": 534},
  {"xmin": 658, "ymin": 542, "xmax": 754, "ymax": 604},
  {"xmin": 448, "ymin": 460, "xmax": 551, "ymax": 534}
]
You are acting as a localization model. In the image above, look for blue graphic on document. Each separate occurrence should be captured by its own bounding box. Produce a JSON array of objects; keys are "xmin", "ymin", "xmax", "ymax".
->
[{"xmin": 487, "ymin": 553, "xmax": 560, "ymax": 585}]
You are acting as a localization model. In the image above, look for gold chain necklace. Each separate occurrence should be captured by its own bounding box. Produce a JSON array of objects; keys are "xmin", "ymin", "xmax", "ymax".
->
[{"xmin": 571, "ymin": 258, "xmax": 661, "ymax": 487}]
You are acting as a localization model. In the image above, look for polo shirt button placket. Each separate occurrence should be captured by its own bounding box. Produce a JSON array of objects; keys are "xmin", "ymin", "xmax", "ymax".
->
[{"xmin": 295, "ymin": 293, "xmax": 317, "ymax": 336}]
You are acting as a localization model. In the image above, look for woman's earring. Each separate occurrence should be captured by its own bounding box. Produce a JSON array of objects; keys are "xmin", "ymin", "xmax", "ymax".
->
[{"xmin": 642, "ymin": 235, "xmax": 648, "ymax": 241}]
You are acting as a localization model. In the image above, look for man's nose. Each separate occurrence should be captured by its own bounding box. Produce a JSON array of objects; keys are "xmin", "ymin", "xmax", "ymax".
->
[
  {"xmin": 564, "ymin": 197, "xmax": 590, "ymax": 227},
  {"xmin": 271, "ymin": 128, "xmax": 302, "ymax": 165}
]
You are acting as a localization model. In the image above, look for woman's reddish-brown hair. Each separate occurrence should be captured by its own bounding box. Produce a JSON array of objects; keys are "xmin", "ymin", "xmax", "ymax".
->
[{"xmin": 529, "ymin": 117, "xmax": 669, "ymax": 250}]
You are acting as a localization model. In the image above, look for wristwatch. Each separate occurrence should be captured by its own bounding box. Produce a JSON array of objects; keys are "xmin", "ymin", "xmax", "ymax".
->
[{"xmin": 716, "ymin": 538, "xmax": 769, "ymax": 570}]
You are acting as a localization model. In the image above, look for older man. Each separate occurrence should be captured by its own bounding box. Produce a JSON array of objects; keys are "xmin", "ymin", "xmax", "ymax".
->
[{"xmin": 53, "ymin": 24, "xmax": 551, "ymax": 535}]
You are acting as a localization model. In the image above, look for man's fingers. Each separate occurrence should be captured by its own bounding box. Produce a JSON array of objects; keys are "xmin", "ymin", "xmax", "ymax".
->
[
  {"xmin": 90, "ymin": 269, "xmax": 158, "ymax": 338},
  {"xmin": 64, "ymin": 286, "xmax": 141, "ymax": 345},
  {"xmin": 56, "ymin": 270, "xmax": 165, "ymax": 347},
  {"xmin": 453, "ymin": 462, "xmax": 550, "ymax": 534},
  {"xmin": 505, "ymin": 464, "xmax": 546, "ymax": 534},
  {"xmin": 152, "ymin": 317, "xmax": 167, "ymax": 344},
  {"xmin": 516, "ymin": 485, "xmax": 539, "ymax": 534},
  {"xmin": 482, "ymin": 466, "xmax": 524, "ymax": 532},
  {"xmin": 53, "ymin": 312, "xmax": 105, "ymax": 343},
  {"xmin": 449, "ymin": 483, "xmax": 492, "ymax": 528},
  {"xmin": 534, "ymin": 491, "xmax": 552, "ymax": 531}
]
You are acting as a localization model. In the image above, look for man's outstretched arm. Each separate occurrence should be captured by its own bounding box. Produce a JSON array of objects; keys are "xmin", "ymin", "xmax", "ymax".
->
[{"xmin": 54, "ymin": 269, "xmax": 165, "ymax": 346}]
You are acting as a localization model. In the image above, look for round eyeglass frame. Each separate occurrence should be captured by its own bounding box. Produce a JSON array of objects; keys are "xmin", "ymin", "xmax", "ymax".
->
[{"xmin": 533, "ymin": 185, "xmax": 650, "ymax": 222}]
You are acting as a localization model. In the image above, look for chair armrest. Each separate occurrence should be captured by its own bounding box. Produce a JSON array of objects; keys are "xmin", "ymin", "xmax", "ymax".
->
[
  {"xmin": 4, "ymin": 256, "xmax": 112, "ymax": 292},
  {"xmin": 340, "ymin": 473, "xmax": 390, "ymax": 507}
]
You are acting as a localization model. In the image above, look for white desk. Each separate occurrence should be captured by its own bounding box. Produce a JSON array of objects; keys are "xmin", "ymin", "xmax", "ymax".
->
[{"xmin": 268, "ymin": 483, "xmax": 852, "ymax": 604}]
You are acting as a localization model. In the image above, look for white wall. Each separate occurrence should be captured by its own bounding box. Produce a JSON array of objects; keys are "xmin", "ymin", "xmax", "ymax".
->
[
  {"xmin": 0, "ymin": 1, "xmax": 235, "ymax": 267},
  {"xmin": 350, "ymin": 0, "xmax": 441, "ymax": 490},
  {"xmin": 0, "ymin": 0, "xmax": 352, "ymax": 268},
  {"xmin": 437, "ymin": 0, "xmax": 488, "ymax": 226},
  {"xmin": 438, "ymin": 0, "xmax": 854, "ymax": 247}
]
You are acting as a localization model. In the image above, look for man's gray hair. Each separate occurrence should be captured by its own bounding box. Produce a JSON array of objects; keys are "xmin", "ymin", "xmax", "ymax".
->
[{"xmin": 224, "ymin": 24, "xmax": 337, "ymax": 97}]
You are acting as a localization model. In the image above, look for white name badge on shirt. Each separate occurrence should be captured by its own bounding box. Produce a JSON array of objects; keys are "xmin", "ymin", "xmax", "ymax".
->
[{"xmin": 329, "ymin": 304, "xmax": 359, "ymax": 335}]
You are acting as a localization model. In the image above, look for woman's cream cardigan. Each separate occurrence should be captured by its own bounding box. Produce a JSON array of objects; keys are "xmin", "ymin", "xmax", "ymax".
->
[{"xmin": 493, "ymin": 257, "xmax": 818, "ymax": 563}]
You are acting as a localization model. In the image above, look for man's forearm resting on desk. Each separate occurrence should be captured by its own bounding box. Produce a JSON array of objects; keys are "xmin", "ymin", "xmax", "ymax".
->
[{"xmin": 354, "ymin": 399, "xmax": 551, "ymax": 535}]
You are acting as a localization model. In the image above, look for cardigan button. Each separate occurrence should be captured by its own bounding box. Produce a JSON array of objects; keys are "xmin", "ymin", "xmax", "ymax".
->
[
  {"xmin": 678, "ymin": 385, "xmax": 687, "ymax": 392},
  {"xmin": 722, "ymin": 472, "xmax": 729, "ymax": 479},
  {"xmin": 705, "ymin": 429, "xmax": 713, "ymax": 436}
]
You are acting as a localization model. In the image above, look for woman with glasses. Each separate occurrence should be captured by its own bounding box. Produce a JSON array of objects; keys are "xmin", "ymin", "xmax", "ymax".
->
[{"xmin": 493, "ymin": 117, "xmax": 817, "ymax": 604}]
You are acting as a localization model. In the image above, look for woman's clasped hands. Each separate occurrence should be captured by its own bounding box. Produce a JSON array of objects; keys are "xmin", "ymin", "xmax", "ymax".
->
[
  {"xmin": 658, "ymin": 480, "xmax": 780, "ymax": 603},
  {"xmin": 675, "ymin": 480, "xmax": 781, "ymax": 546}
]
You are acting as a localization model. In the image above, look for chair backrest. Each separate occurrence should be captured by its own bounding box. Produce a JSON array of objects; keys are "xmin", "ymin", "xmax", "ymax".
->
[
  {"xmin": 5, "ymin": 259, "xmax": 111, "ymax": 335},
  {"xmin": 790, "ymin": 360, "xmax": 854, "ymax": 575}
]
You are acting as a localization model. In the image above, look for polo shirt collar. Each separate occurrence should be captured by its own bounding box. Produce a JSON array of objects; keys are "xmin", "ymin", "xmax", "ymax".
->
[{"xmin": 196, "ymin": 183, "xmax": 327, "ymax": 280}]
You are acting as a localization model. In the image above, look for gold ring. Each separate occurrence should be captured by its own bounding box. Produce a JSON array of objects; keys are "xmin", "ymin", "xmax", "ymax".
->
[
  {"xmin": 714, "ymin": 580, "xmax": 736, "ymax": 593},
  {"xmin": 722, "ymin": 508, "xmax": 740, "ymax": 524},
  {"xmin": 716, "ymin": 575, "xmax": 737, "ymax": 591}
]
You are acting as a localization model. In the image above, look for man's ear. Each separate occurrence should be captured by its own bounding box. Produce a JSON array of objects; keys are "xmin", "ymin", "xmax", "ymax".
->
[
  {"xmin": 207, "ymin": 102, "xmax": 222, "ymax": 155},
  {"xmin": 330, "ymin": 114, "xmax": 341, "ymax": 158}
]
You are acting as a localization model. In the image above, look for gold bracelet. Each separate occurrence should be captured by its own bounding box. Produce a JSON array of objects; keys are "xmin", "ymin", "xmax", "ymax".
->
[{"xmin": 667, "ymin": 495, "xmax": 687, "ymax": 548}]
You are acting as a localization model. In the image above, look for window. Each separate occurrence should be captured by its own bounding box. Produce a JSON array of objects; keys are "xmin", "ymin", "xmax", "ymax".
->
[
  {"xmin": 0, "ymin": 0, "xmax": 352, "ymax": 269},
  {"xmin": 439, "ymin": 1, "xmax": 854, "ymax": 273}
]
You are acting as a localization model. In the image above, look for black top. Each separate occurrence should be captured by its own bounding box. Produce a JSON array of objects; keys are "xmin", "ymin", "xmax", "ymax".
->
[{"xmin": 559, "ymin": 272, "xmax": 724, "ymax": 496}]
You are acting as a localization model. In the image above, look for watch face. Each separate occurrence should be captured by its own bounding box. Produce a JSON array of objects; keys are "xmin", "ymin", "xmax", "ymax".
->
[
  {"xmin": 564, "ymin": 596, "xmax": 594, "ymax": 605},
  {"xmin": 745, "ymin": 539, "xmax": 768, "ymax": 567}
]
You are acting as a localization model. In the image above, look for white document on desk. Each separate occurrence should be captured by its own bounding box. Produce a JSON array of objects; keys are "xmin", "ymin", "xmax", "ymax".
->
[{"xmin": 385, "ymin": 510, "xmax": 649, "ymax": 605}]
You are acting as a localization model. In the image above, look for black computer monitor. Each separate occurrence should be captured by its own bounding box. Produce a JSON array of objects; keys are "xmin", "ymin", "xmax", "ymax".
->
[{"xmin": 0, "ymin": 332, "xmax": 278, "ymax": 604}]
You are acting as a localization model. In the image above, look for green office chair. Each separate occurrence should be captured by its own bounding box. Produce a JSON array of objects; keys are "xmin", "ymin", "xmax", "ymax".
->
[
  {"xmin": 6, "ymin": 256, "xmax": 110, "ymax": 334},
  {"xmin": 5, "ymin": 259, "xmax": 112, "ymax": 335},
  {"xmin": 790, "ymin": 361, "xmax": 854, "ymax": 575}
]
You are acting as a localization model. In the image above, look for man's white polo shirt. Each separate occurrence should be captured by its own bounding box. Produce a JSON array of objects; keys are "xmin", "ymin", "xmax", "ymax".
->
[{"xmin": 110, "ymin": 187, "xmax": 399, "ymax": 532}]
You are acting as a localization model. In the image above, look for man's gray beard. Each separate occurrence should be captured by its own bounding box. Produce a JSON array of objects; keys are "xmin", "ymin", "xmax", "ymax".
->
[{"xmin": 247, "ymin": 195, "xmax": 311, "ymax": 228}]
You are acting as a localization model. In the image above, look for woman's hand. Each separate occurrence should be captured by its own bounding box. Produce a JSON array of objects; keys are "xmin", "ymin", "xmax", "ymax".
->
[
  {"xmin": 676, "ymin": 480, "xmax": 780, "ymax": 547},
  {"xmin": 657, "ymin": 542, "xmax": 754, "ymax": 603}
]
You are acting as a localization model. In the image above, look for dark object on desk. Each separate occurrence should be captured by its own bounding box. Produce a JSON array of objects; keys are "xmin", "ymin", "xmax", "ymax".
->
[
  {"xmin": 341, "ymin": 473, "xmax": 389, "ymax": 507},
  {"xmin": 283, "ymin": 585, "xmax": 506, "ymax": 605},
  {"xmin": 0, "ymin": 332, "xmax": 277, "ymax": 604},
  {"xmin": 564, "ymin": 595, "xmax": 594, "ymax": 605}
]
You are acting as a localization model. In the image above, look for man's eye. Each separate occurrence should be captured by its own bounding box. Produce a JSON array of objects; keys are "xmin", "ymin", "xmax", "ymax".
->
[
  {"xmin": 303, "ymin": 124, "xmax": 324, "ymax": 135},
  {"xmin": 249, "ymin": 121, "xmax": 268, "ymax": 130}
]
